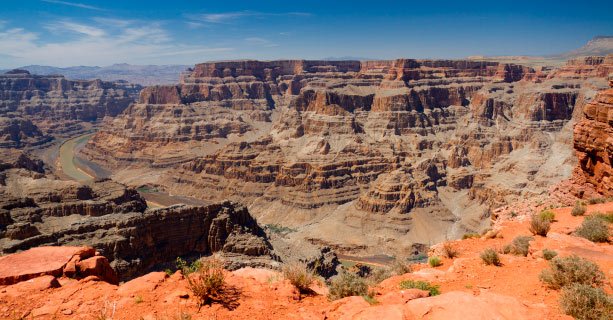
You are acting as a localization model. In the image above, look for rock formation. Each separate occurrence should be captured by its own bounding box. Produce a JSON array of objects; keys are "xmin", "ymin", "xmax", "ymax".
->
[
  {"xmin": 571, "ymin": 79, "xmax": 613, "ymax": 196},
  {"xmin": 81, "ymin": 56, "xmax": 612, "ymax": 256},
  {"xmin": 0, "ymin": 70, "xmax": 140, "ymax": 146}
]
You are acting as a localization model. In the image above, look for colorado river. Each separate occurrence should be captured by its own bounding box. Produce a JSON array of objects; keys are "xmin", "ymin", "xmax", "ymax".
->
[{"xmin": 57, "ymin": 133, "xmax": 208, "ymax": 208}]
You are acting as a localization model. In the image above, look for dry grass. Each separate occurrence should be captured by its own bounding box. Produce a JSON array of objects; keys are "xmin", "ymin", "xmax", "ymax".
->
[
  {"xmin": 399, "ymin": 280, "xmax": 440, "ymax": 296},
  {"xmin": 542, "ymin": 249, "xmax": 558, "ymax": 261},
  {"xmin": 282, "ymin": 261, "xmax": 316, "ymax": 294},
  {"xmin": 560, "ymin": 284, "xmax": 613, "ymax": 320},
  {"xmin": 184, "ymin": 258, "xmax": 228, "ymax": 310},
  {"xmin": 508, "ymin": 236, "xmax": 533, "ymax": 257},
  {"xmin": 529, "ymin": 214, "xmax": 551, "ymax": 236},
  {"xmin": 540, "ymin": 255, "xmax": 605, "ymax": 289},
  {"xmin": 571, "ymin": 201, "xmax": 587, "ymax": 216},
  {"xmin": 328, "ymin": 270, "xmax": 368, "ymax": 301},
  {"xmin": 480, "ymin": 248, "xmax": 501, "ymax": 266},
  {"xmin": 576, "ymin": 216, "xmax": 610, "ymax": 243},
  {"xmin": 442, "ymin": 243, "xmax": 459, "ymax": 258}
]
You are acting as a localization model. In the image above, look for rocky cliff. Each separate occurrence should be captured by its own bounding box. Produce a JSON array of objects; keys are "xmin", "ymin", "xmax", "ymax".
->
[
  {"xmin": 0, "ymin": 156, "xmax": 283, "ymax": 280},
  {"xmin": 82, "ymin": 56, "xmax": 613, "ymax": 256},
  {"xmin": 0, "ymin": 70, "xmax": 140, "ymax": 146},
  {"xmin": 572, "ymin": 79, "xmax": 613, "ymax": 196}
]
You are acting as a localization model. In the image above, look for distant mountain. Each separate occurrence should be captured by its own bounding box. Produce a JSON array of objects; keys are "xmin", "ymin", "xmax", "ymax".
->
[
  {"xmin": 553, "ymin": 36, "xmax": 613, "ymax": 59},
  {"xmin": 0, "ymin": 64, "xmax": 190, "ymax": 86}
]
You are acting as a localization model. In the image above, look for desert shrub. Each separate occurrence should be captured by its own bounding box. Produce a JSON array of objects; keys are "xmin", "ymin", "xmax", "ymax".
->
[
  {"xmin": 539, "ymin": 255, "xmax": 605, "ymax": 289},
  {"xmin": 594, "ymin": 211, "xmax": 613, "ymax": 224},
  {"xmin": 462, "ymin": 233, "xmax": 480, "ymax": 239},
  {"xmin": 508, "ymin": 236, "xmax": 533, "ymax": 257},
  {"xmin": 587, "ymin": 197, "xmax": 606, "ymax": 205},
  {"xmin": 539, "ymin": 210, "xmax": 556, "ymax": 222},
  {"xmin": 502, "ymin": 244, "xmax": 512, "ymax": 254},
  {"xmin": 399, "ymin": 280, "xmax": 440, "ymax": 296},
  {"xmin": 529, "ymin": 214, "xmax": 551, "ymax": 236},
  {"xmin": 571, "ymin": 202, "xmax": 587, "ymax": 216},
  {"xmin": 185, "ymin": 258, "xmax": 225, "ymax": 309},
  {"xmin": 428, "ymin": 256, "xmax": 442, "ymax": 267},
  {"xmin": 559, "ymin": 283, "xmax": 613, "ymax": 320},
  {"xmin": 282, "ymin": 261, "xmax": 316, "ymax": 294},
  {"xmin": 366, "ymin": 267, "xmax": 392, "ymax": 285},
  {"xmin": 389, "ymin": 258, "xmax": 412, "ymax": 275},
  {"xmin": 542, "ymin": 249, "xmax": 558, "ymax": 261},
  {"xmin": 576, "ymin": 216, "xmax": 610, "ymax": 243},
  {"xmin": 177, "ymin": 257, "xmax": 202, "ymax": 275},
  {"xmin": 328, "ymin": 270, "xmax": 369, "ymax": 300},
  {"xmin": 480, "ymin": 248, "xmax": 501, "ymax": 266},
  {"xmin": 442, "ymin": 242, "xmax": 459, "ymax": 258}
]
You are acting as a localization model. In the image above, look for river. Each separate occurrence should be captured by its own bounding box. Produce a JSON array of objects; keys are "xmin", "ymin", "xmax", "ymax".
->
[{"xmin": 57, "ymin": 133, "xmax": 208, "ymax": 208}]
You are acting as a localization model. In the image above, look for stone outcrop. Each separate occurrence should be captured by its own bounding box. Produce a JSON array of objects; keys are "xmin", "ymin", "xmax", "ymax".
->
[
  {"xmin": 81, "ymin": 57, "xmax": 612, "ymax": 256},
  {"xmin": 0, "ymin": 246, "xmax": 117, "ymax": 285},
  {"xmin": 0, "ymin": 70, "xmax": 140, "ymax": 145},
  {"xmin": 572, "ymin": 80, "xmax": 613, "ymax": 196},
  {"xmin": 0, "ymin": 162, "xmax": 280, "ymax": 280}
]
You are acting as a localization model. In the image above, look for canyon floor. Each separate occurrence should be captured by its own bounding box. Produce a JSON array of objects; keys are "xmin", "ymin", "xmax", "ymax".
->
[{"xmin": 1, "ymin": 200, "xmax": 610, "ymax": 319}]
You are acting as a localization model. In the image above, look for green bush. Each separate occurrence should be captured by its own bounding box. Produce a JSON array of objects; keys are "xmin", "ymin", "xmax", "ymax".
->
[
  {"xmin": 480, "ymin": 248, "xmax": 501, "ymax": 266},
  {"xmin": 508, "ymin": 236, "xmax": 533, "ymax": 257},
  {"xmin": 594, "ymin": 211, "xmax": 613, "ymax": 224},
  {"xmin": 576, "ymin": 216, "xmax": 610, "ymax": 243},
  {"xmin": 399, "ymin": 280, "xmax": 440, "ymax": 296},
  {"xmin": 529, "ymin": 214, "xmax": 551, "ymax": 236},
  {"xmin": 539, "ymin": 255, "xmax": 605, "ymax": 289},
  {"xmin": 539, "ymin": 210, "xmax": 556, "ymax": 222},
  {"xmin": 282, "ymin": 261, "xmax": 316, "ymax": 294},
  {"xmin": 428, "ymin": 256, "xmax": 442, "ymax": 267},
  {"xmin": 542, "ymin": 249, "xmax": 558, "ymax": 261},
  {"xmin": 571, "ymin": 202, "xmax": 587, "ymax": 216},
  {"xmin": 328, "ymin": 271, "xmax": 369, "ymax": 300},
  {"xmin": 560, "ymin": 283, "xmax": 613, "ymax": 320},
  {"xmin": 177, "ymin": 257, "xmax": 202, "ymax": 275},
  {"xmin": 462, "ymin": 233, "xmax": 480, "ymax": 239}
]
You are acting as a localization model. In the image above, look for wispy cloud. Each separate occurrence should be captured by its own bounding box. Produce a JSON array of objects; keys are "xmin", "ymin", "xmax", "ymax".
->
[
  {"xmin": 0, "ymin": 19, "xmax": 233, "ymax": 67},
  {"xmin": 188, "ymin": 11, "xmax": 311, "ymax": 25},
  {"xmin": 41, "ymin": 0, "xmax": 106, "ymax": 11},
  {"xmin": 245, "ymin": 37, "xmax": 279, "ymax": 48}
]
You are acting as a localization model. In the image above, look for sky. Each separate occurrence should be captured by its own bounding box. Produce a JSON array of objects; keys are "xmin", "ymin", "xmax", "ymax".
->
[{"xmin": 0, "ymin": 0, "xmax": 611, "ymax": 68}]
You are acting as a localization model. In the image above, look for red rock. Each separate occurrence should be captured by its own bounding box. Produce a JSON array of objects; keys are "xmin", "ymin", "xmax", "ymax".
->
[
  {"xmin": 0, "ymin": 246, "xmax": 95, "ymax": 285},
  {"xmin": 76, "ymin": 256, "xmax": 119, "ymax": 285},
  {"xmin": 404, "ymin": 291, "xmax": 540, "ymax": 320},
  {"xmin": 377, "ymin": 289, "xmax": 429, "ymax": 304},
  {"xmin": 117, "ymin": 272, "xmax": 168, "ymax": 296}
]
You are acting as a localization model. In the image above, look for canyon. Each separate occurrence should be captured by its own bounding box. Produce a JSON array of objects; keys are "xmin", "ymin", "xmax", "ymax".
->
[{"xmin": 79, "ymin": 55, "xmax": 612, "ymax": 257}]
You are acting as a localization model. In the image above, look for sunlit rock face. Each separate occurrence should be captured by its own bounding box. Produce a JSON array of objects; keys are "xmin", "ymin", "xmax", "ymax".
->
[{"xmin": 83, "ymin": 56, "xmax": 612, "ymax": 255}]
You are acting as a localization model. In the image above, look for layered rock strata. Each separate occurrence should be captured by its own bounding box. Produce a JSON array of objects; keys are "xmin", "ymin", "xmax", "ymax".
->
[
  {"xmin": 572, "ymin": 80, "xmax": 613, "ymax": 196},
  {"xmin": 0, "ymin": 70, "xmax": 140, "ymax": 146},
  {"xmin": 82, "ymin": 57, "xmax": 613, "ymax": 255}
]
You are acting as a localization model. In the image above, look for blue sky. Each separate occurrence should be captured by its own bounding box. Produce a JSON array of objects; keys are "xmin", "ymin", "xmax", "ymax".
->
[{"xmin": 0, "ymin": 0, "xmax": 611, "ymax": 67}]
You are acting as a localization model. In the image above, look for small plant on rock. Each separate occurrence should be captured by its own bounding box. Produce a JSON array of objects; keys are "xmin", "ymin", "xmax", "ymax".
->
[
  {"xmin": 389, "ymin": 257, "xmax": 412, "ymax": 275},
  {"xmin": 529, "ymin": 214, "xmax": 551, "ymax": 236},
  {"xmin": 559, "ymin": 283, "xmax": 613, "ymax": 320},
  {"xmin": 539, "ymin": 255, "xmax": 605, "ymax": 289},
  {"xmin": 542, "ymin": 249, "xmax": 558, "ymax": 261},
  {"xmin": 282, "ymin": 261, "xmax": 316, "ymax": 295},
  {"xmin": 576, "ymin": 216, "xmax": 610, "ymax": 243},
  {"xmin": 462, "ymin": 233, "xmax": 480, "ymax": 239},
  {"xmin": 508, "ymin": 235, "xmax": 533, "ymax": 257},
  {"xmin": 428, "ymin": 256, "xmax": 442, "ymax": 267},
  {"xmin": 399, "ymin": 279, "xmax": 440, "ymax": 296},
  {"xmin": 571, "ymin": 201, "xmax": 587, "ymax": 216},
  {"xmin": 328, "ymin": 270, "xmax": 369, "ymax": 301},
  {"xmin": 539, "ymin": 210, "xmax": 556, "ymax": 222},
  {"xmin": 442, "ymin": 243, "xmax": 459, "ymax": 258},
  {"xmin": 185, "ymin": 258, "xmax": 226, "ymax": 310},
  {"xmin": 480, "ymin": 248, "xmax": 501, "ymax": 266}
]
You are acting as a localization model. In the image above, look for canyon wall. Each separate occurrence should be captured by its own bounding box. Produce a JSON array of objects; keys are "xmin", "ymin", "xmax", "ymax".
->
[
  {"xmin": 0, "ymin": 70, "xmax": 140, "ymax": 147},
  {"xmin": 82, "ymin": 56, "xmax": 613, "ymax": 256}
]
